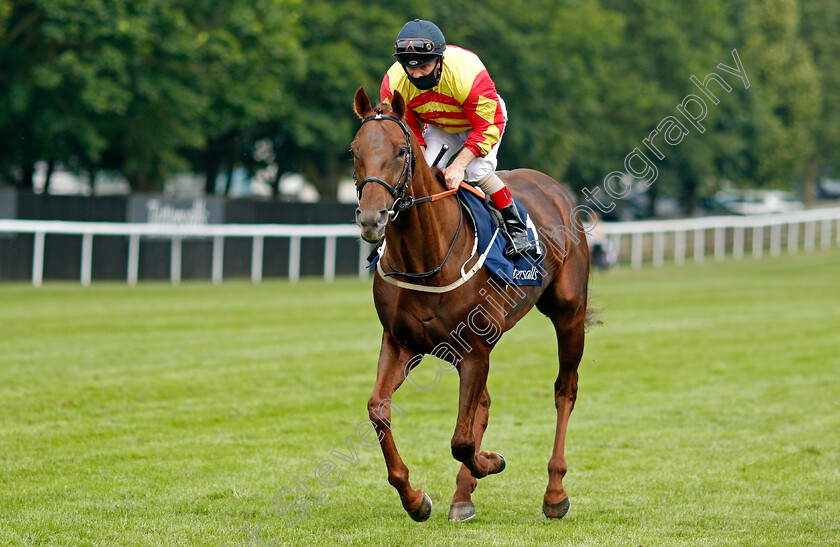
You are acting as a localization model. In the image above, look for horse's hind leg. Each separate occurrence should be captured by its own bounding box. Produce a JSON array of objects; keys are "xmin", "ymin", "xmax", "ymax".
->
[
  {"xmin": 536, "ymin": 265, "xmax": 587, "ymax": 519},
  {"xmin": 449, "ymin": 386, "xmax": 492, "ymax": 522},
  {"xmin": 542, "ymin": 312, "xmax": 585, "ymax": 519}
]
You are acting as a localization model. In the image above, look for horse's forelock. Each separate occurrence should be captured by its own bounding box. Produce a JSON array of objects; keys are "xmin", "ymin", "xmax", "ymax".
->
[{"xmin": 373, "ymin": 103, "xmax": 392, "ymax": 116}]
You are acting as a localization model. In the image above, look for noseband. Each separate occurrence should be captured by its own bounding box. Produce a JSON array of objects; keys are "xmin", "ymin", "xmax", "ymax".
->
[{"xmin": 354, "ymin": 112, "xmax": 416, "ymax": 216}]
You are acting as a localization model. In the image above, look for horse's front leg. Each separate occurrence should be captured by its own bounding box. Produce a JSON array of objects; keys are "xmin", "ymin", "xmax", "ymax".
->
[
  {"xmin": 449, "ymin": 386, "xmax": 492, "ymax": 522},
  {"xmin": 451, "ymin": 356, "xmax": 506, "ymax": 480},
  {"xmin": 368, "ymin": 331, "xmax": 432, "ymax": 522}
]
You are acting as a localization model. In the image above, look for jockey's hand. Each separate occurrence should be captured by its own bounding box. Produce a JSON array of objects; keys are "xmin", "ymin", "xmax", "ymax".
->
[
  {"xmin": 442, "ymin": 165, "xmax": 463, "ymax": 190},
  {"xmin": 443, "ymin": 149, "xmax": 477, "ymax": 190}
]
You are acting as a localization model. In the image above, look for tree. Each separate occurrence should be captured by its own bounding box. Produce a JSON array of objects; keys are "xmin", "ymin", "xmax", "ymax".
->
[
  {"xmin": 799, "ymin": 0, "xmax": 840, "ymax": 203},
  {"xmin": 737, "ymin": 0, "xmax": 820, "ymax": 191},
  {"xmin": 1, "ymin": 0, "xmax": 833, "ymax": 206},
  {"xmin": 184, "ymin": 0, "xmax": 305, "ymax": 195},
  {"xmin": 98, "ymin": 0, "xmax": 306, "ymax": 192},
  {"xmin": 271, "ymin": 0, "xmax": 408, "ymax": 200},
  {"xmin": 597, "ymin": 0, "xmax": 742, "ymax": 215},
  {"xmin": 0, "ymin": 0, "xmax": 304, "ymax": 192},
  {"xmin": 0, "ymin": 0, "xmax": 129, "ymax": 188}
]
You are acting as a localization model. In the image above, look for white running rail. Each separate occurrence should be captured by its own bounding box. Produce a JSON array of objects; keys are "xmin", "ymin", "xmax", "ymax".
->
[
  {"xmin": 0, "ymin": 206, "xmax": 838, "ymax": 286},
  {"xmin": 0, "ymin": 220, "xmax": 365, "ymax": 287},
  {"xmin": 599, "ymin": 207, "xmax": 840, "ymax": 269}
]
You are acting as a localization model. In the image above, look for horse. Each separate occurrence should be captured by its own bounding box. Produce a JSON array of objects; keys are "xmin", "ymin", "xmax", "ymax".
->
[{"xmin": 351, "ymin": 87, "xmax": 590, "ymax": 522}]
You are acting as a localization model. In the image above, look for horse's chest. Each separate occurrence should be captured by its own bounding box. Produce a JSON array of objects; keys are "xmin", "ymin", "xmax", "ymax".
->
[{"xmin": 380, "ymin": 300, "xmax": 452, "ymax": 353}]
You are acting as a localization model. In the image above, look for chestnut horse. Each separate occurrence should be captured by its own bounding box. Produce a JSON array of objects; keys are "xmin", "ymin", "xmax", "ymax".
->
[{"xmin": 351, "ymin": 87, "xmax": 589, "ymax": 522}]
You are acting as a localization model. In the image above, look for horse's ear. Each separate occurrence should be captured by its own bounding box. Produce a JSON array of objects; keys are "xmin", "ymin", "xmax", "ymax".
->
[
  {"xmin": 391, "ymin": 90, "xmax": 407, "ymax": 120},
  {"xmin": 354, "ymin": 87, "xmax": 373, "ymax": 119}
]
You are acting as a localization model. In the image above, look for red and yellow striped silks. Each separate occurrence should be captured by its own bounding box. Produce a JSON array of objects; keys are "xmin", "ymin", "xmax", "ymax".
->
[{"xmin": 381, "ymin": 46, "xmax": 506, "ymax": 159}]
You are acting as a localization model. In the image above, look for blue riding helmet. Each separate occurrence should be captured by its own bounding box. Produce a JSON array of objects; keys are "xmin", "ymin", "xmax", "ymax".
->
[{"xmin": 393, "ymin": 19, "xmax": 446, "ymax": 68}]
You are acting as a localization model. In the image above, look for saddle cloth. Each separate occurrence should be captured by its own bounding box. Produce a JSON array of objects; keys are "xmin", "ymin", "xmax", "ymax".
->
[{"xmin": 457, "ymin": 187, "xmax": 544, "ymax": 287}]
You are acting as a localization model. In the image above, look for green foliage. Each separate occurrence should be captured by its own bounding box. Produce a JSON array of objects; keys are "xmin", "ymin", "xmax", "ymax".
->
[
  {"xmin": 0, "ymin": 0, "xmax": 836, "ymax": 202},
  {"xmin": 271, "ymin": 0, "xmax": 404, "ymax": 198},
  {"xmin": 437, "ymin": 0, "xmax": 637, "ymax": 188},
  {"xmin": 0, "ymin": 0, "xmax": 304, "ymax": 190},
  {"xmin": 800, "ymin": 0, "xmax": 840, "ymax": 171},
  {"xmin": 740, "ymin": 0, "xmax": 820, "ymax": 188}
]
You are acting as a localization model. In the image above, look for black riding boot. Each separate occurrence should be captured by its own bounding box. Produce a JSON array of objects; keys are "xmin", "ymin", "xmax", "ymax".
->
[{"xmin": 499, "ymin": 203, "xmax": 535, "ymax": 258}]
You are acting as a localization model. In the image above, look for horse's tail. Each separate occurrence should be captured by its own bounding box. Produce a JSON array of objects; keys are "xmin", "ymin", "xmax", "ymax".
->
[{"xmin": 584, "ymin": 286, "xmax": 603, "ymax": 332}]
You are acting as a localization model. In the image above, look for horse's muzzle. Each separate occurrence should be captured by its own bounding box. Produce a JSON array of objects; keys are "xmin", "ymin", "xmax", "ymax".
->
[{"xmin": 355, "ymin": 207, "xmax": 389, "ymax": 242}]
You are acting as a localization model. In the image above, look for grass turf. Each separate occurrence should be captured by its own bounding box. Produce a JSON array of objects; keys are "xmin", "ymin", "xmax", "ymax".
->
[{"xmin": 0, "ymin": 249, "xmax": 838, "ymax": 546}]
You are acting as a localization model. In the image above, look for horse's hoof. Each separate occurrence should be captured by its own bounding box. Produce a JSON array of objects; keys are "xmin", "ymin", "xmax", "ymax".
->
[
  {"xmin": 408, "ymin": 492, "xmax": 433, "ymax": 522},
  {"xmin": 492, "ymin": 453, "xmax": 506, "ymax": 474},
  {"xmin": 543, "ymin": 496, "xmax": 571, "ymax": 519},
  {"xmin": 448, "ymin": 502, "xmax": 476, "ymax": 522},
  {"xmin": 477, "ymin": 451, "xmax": 506, "ymax": 476}
]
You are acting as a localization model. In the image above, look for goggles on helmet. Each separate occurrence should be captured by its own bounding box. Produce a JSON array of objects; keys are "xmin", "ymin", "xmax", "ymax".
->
[{"xmin": 395, "ymin": 38, "xmax": 436, "ymax": 55}]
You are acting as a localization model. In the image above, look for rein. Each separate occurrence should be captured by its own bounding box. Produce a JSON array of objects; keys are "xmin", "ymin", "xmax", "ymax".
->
[
  {"xmin": 384, "ymin": 198, "xmax": 464, "ymax": 279},
  {"xmin": 355, "ymin": 111, "xmax": 485, "ymax": 281}
]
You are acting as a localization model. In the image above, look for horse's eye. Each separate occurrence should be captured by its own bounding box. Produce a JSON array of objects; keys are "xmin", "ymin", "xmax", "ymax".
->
[{"xmin": 397, "ymin": 147, "xmax": 407, "ymax": 158}]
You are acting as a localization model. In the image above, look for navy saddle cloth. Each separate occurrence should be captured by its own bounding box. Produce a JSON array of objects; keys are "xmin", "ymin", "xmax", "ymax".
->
[{"xmin": 457, "ymin": 187, "xmax": 543, "ymax": 287}]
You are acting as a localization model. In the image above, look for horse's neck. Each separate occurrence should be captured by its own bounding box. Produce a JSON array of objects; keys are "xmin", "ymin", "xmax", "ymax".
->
[{"xmin": 385, "ymin": 169, "xmax": 460, "ymax": 274}]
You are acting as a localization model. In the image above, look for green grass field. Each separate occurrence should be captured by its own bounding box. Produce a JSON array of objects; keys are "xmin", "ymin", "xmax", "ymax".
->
[{"xmin": 1, "ymin": 249, "xmax": 839, "ymax": 546}]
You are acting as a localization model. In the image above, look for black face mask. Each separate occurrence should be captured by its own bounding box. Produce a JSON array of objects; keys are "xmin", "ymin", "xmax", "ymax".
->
[{"xmin": 405, "ymin": 59, "xmax": 441, "ymax": 90}]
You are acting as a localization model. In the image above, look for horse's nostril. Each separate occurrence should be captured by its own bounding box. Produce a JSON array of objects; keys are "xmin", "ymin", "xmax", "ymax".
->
[{"xmin": 356, "ymin": 208, "xmax": 388, "ymax": 231}]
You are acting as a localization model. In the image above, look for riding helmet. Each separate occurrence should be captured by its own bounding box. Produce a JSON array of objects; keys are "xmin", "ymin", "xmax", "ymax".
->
[{"xmin": 393, "ymin": 19, "xmax": 446, "ymax": 68}]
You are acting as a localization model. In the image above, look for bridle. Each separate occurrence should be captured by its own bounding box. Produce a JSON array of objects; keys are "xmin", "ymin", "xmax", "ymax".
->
[
  {"xmin": 354, "ymin": 110, "xmax": 465, "ymax": 279},
  {"xmin": 354, "ymin": 112, "xmax": 416, "ymax": 217}
]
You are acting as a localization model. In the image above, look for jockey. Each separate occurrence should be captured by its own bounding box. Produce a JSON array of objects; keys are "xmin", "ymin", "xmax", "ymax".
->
[{"xmin": 380, "ymin": 19, "xmax": 534, "ymax": 258}]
